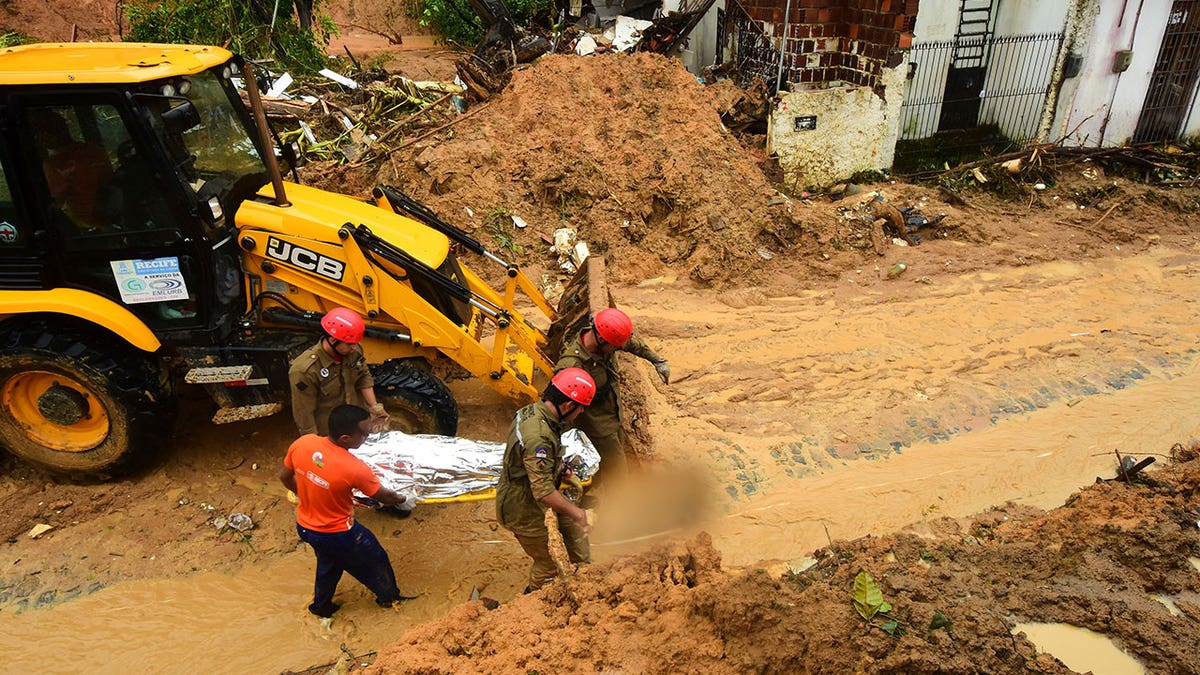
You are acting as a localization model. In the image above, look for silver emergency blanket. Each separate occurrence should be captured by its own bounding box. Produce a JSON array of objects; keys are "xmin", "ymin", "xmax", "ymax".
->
[{"xmin": 351, "ymin": 428, "xmax": 600, "ymax": 501}]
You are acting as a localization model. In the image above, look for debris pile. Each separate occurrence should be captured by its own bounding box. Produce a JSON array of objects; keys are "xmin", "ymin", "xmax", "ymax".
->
[
  {"xmin": 374, "ymin": 52, "xmax": 787, "ymax": 286},
  {"xmin": 365, "ymin": 451, "xmax": 1200, "ymax": 674}
]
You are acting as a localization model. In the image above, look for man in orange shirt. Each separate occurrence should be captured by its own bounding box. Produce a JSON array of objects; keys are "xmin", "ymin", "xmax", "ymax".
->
[{"xmin": 279, "ymin": 404, "xmax": 411, "ymax": 618}]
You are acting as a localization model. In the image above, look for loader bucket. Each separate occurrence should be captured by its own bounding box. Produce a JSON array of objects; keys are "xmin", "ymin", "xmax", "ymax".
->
[{"xmin": 546, "ymin": 256, "xmax": 613, "ymax": 361}]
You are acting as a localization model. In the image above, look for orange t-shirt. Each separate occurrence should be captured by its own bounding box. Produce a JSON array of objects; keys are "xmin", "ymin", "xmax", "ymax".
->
[{"xmin": 284, "ymin": 434, "xmax": 382, "ymax": 533}]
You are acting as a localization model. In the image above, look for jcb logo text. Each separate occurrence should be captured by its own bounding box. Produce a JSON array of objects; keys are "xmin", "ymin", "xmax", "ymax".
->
[{"xmin": 266, "ymin": 237, "xmax": 345, "ymax": 281}]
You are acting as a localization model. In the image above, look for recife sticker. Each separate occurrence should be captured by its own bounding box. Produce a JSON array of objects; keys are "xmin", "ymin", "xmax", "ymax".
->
[
  {"xmin": 312, "ymin": 451, "xmax": 325, "ymax": 468},
  {"xmin": 0, "ymin": 222, "xmax": 17, "ymax": 244},
  {"xmin": 110, "ymin": 257, "xmax": 190, "ymax": 304}
]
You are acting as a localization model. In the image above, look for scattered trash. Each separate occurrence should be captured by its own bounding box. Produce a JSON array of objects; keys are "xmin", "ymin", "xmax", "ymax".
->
[
  {"xmin": 610, "ymin": 15, "xmax": 653, "ymax": 52},
  {"xmin": 828, "ymin": 183, "xmax": 863, "ymax": 201},
  {"xmin": 266, "ymin": 72, "xmax": 294, "ymax": 98},
  {"xmin": 1034, "ymin": 182, "xmax": 1047, "ymax": 190},
  {"xmin": 28, "ymin": 523, "xmax": 53, "ymax": 539},
  {"xmin": 450, "ymin": 95, "xmax": 467, "ymax": 113},
  {"xmin": 318, "ymin": 68, "xmax": 359, "ymax": 90},
  {"xmin": 755, "ymin": 247, "xmax": 774, "ymax": 260},
  {"xmin": 511, "ymin": 215, "xmax": 528, "ymax": 229},
  {"xmin": 227, "ymin": 513, "xmax": 254, "ymax": 532},
  {"xmin": 887, "ymin": 262, "xmax": 908, "ymax": 279},
  {"xmin": 787, "ymin": 556, "xmax": 818, "ymax": 574},
  {"xmin": 971, "ymin": 167, "xmax": 989, "ymax": 183},
  {"xmin": 575, "ymin": 35, "xmax": 597, "ymax": 56},
  {"xmin": 551, "ymin": 228, "xmax": 589, "ymax": 272},
  {"xmin": 1001, "ymin": 157, "xmax": 1023, "ymax": 173}
]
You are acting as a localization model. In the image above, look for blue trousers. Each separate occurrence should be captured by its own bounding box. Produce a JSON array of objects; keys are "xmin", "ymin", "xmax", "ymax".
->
[{"xmin": 297, "ymin": 521, "xmax": 400, "ymax": 613}]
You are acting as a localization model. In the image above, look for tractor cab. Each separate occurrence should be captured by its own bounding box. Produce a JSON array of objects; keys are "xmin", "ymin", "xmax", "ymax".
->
[{"xmin": 0, "ymin": 44, "xmax": 267, "ymax": 345}]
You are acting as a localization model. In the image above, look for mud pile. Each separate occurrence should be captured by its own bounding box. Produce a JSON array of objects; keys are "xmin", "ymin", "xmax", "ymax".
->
[
  {"xmin": 368, "ymin": 453, "xmax": 1200, "ymax": 674},
  {"xmin": 387, "ymin": 52, "xmax": 787, "ymax": 287}
]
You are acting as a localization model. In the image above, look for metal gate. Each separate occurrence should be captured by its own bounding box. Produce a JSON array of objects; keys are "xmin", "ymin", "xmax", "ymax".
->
[
  {"xmin": 895, "ymin": 33, "xmax": 1063, "ymax": 173},
  {"xmin": 1132, "ymin": 0, "xmax": 1200, "ymax": 144}
]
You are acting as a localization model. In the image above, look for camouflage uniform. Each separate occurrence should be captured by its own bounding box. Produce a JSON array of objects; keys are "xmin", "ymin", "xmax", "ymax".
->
[
  {"xmin": 288, "ymin": 340, "xmax": 374, "ymax": 436},
  {"xmin": 495, "ymin": 402, "xmax": 590, "ymax": 590},
  {"xmin": 555, "ymin": 332, "xmax": 662, "ymax": 481}
]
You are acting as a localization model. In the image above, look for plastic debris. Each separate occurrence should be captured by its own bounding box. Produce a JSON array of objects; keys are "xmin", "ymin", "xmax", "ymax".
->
[
  {"xmin": 227, "ymin": 513, "xmax": 254, "ymax": 532},
  {"xmin": 318, "ymin": 68, "xmax": 359, "ymax": 89},
  {"xmin": 511, "ymin": 215, "xmax": 528, "ymax": 229},
  {"xmin": 576, "ymin": 35, "xmax": 597, "ymax": 56},
  {"xmin": 266, "ymin": 72, "xmax": 293, "ymax": 98},
  {"xmin": 611, "ymin": 15, "xmax": 653, "ymax": 51},
  {"xmin": 28, "ymin": 523, "xmax": 53, "ymax": 539}
]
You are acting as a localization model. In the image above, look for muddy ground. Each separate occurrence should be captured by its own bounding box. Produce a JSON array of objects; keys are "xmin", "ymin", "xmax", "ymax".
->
[{"xmin": 3, "ymin": 4, "xmax": 1200, "ymax": 674}]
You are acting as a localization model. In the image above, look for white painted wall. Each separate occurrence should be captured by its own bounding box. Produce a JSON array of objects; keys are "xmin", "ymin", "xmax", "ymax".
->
[
  {"xmin": 906, "ymin": 0, "xmax": 1071, "ymax": 142},
  {"xmin": 992, "ymin": 0, "xmax": 1069, "ymax": 37},
  {"xmin": 911, "ymin": 0, "xmax": 959, "ymax": 41},
  {"xmin": 913, "ymin": 0, "xmax": 1068, "ymax": 41},
  {"xmin": 1052, "ymin": 1, "xmax": 1187, "ymax": 146},
  {"xmin": 662, "ymin": 0, "xmax": 726, "ymax": 74},
  {"xmin": 768, "ymin": 61, "xmax": 909, "ymax": 188}
]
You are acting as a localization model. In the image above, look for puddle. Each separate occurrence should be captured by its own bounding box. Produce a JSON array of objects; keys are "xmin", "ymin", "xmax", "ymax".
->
[{"xmin": 1013, "ymin": 622, "xmax": 1145, "ymax": 675}]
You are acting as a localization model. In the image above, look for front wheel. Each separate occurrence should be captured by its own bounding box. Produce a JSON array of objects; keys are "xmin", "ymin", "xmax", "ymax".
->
[
  {"xmin": 0, "ymin": 323, "xmax": 175, "ymax": 478},
  {"xmin": 371, "ymin": 360, "xmax": 458, "ymax": 436}
]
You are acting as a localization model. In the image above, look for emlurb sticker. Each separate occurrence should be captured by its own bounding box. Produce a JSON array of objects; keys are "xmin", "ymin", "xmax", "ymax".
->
[{"xmin": 534, "ymin": 447, "xmax": 549, "ymax": 459}]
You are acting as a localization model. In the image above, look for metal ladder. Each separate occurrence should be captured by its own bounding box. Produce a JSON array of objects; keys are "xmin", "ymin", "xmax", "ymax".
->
[{"xmin": 952, "ymin": 0, "xmax": 995, "ymax": 68}]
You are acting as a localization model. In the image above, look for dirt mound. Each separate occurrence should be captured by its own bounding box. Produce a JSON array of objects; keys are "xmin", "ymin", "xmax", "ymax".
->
[
  {"xmin": 368, "ymin": 456, "xmax": 1200, "ymax": 674},
  {"xmin": 0, "ymin": 0, "xmax": 117, "ymax": 41},
  {"xmin": 386, "ymin": 52, "xmax": 786, "ymax": 287}
]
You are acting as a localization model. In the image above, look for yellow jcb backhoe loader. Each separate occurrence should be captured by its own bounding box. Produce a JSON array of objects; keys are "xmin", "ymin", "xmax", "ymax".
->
[{"xmin": 0, "ymin": 42, "xmax": 602, "ymax": 478}]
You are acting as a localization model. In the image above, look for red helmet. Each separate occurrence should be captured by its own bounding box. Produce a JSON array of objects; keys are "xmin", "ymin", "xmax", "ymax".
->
[
  {"xmin": 551, "ymin": 367, "xmax": 596, "ymax": 406},
  {"xmin": 321, "ymin": 307, "xmax": 365, "ymax": 344},
  {"xmin": 593, "ymin": 307, "xmax": 633, "ymax": 347}
]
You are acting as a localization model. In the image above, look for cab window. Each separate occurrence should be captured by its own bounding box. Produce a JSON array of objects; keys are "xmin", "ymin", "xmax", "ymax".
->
[{"xmin": 27, "ymin": 103, "xmax": 180, "ymax": 250}]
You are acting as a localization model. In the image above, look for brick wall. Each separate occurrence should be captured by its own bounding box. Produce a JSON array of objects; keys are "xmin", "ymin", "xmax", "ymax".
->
[{"xmin": 731, "ymin": 0, "xmax": 918, "ymax": 91}]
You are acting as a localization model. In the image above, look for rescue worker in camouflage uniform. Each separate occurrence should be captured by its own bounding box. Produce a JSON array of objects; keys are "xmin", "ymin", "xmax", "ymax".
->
[
  {"xmin": 289, "ymin": 307, "xmax": 389, "ymax": 437},
  {"xmin": 495, "ymin": 367, "xmax": 597, "ymax": 592},
  {"xmin": 555, "ymin": 307, "xmax": 669, "ymax": 485}
]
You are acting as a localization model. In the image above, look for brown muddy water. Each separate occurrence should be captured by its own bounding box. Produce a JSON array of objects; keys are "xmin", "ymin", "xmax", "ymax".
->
[{"xmin": 2, "ymin": 249, "xmax": 1199, "ymax": 673}]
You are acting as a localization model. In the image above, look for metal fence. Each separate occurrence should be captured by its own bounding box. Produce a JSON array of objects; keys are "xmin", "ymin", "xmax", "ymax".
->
[
  {"xmin": 895, "ymin": 33, "xmax": 1063, "ymax": 173},
  {"xmin": 1132, "ymin": 0, "xmax": 1200, "ymax": 144},
  {"xmin": 728, "ymin": 4, "xmax": 780, "ymax": 92}
]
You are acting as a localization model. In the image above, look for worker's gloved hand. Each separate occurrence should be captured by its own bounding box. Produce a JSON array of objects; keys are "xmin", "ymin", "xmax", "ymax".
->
[
  {"xmin": 369, "ymin": 403, "xmax": 390, "ymax": 433},
  {"xmin": 653, "ymin": 359, "xmax": 671, "ymax": 385}
]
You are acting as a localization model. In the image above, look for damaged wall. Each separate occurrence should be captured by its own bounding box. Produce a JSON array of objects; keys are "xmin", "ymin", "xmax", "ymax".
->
[
  {"xmin": 768, "ymin": 60, "xmax": 908, "ymax": 188},
  {"xmin": 728, "ymin": 0, "xmax": 919, "ymax": 187},
  {"xmin": 664, "ymin": 0, "xmax": 726, "ymax": 74}
]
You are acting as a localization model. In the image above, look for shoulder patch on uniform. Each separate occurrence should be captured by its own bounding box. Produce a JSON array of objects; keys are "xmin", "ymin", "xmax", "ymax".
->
[
  {"xmin": 534, "ymin": 446, "xmax": 549, "ymax": 459},
  {"xmin": 295, "ymin": 382, "xmax": 308, "ymax": 391}
]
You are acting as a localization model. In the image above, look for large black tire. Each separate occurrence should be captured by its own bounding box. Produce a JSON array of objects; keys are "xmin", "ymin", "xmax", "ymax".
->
[
  {"xmin": 371, "ymin": 360, "xmax": 458, "ymax": 436},
  {"xmin": 0, "ymin": 323, "xmax": 175, "ymax": 479}
]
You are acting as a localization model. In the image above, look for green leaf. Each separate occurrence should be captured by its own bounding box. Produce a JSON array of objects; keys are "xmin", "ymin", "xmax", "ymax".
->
[
  {"xmin": 879, "ymin": 620, "xmax": 899, "ymax": 635},
  {"xmin": 929, "ymin": 610, "xmax": 951, "ymax": 632},
  {"xmin": 852, "ymin": 571, "xmax": 888, "ymax": 620}
]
